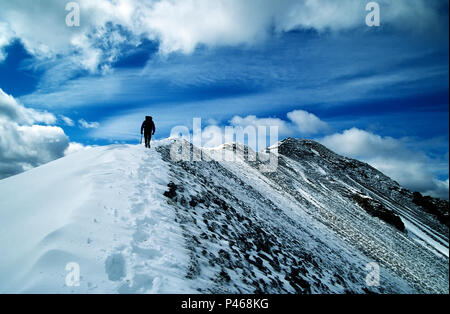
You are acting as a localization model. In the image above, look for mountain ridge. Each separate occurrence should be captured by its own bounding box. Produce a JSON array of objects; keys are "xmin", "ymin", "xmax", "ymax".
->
[
  {"xmin": 0, "ymin": 138, "xmax": 448, "ymax": 293},
  {"xmin": 277, "ymin": 137, "xmax": 448, "ymax": 227}
]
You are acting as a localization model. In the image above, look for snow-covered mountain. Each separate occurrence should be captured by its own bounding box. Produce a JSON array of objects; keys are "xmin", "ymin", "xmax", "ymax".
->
[{"xmin": 0, "ymin": 138, "xmax": 448, "ymax": 294}]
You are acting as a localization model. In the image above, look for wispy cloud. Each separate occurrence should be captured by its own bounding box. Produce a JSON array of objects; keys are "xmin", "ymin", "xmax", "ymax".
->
[
  {"xmin": 59, "ymin": 115, "xmax": 74, "ymax": 127},
  {"xmin": 78, "ymin": 119, "xmax": 100, "ymax": 129},
  {"xmin": 0, "ymin": 22, "xmax": 14, "ymax": 62}
]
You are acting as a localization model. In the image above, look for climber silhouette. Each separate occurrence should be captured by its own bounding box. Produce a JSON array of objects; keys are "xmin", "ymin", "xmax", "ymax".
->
[{"xmin": 141, "ymin": 116, "xmax": 156, "ymax": 148}]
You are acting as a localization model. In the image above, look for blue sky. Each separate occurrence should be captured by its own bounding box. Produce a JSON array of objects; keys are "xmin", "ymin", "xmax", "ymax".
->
[{"xmin": 0, "ymin": 0, "xmax": 448, "ymax": 198}]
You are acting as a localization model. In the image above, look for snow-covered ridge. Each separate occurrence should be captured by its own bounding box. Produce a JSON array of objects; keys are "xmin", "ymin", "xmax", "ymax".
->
[
  {"xmin": 0, "ymin": 143, "xmax": 190, "ymax": 293},
  {"xmin": 0, "ymin": 139, "xmax": 448, "ymax": 293}
]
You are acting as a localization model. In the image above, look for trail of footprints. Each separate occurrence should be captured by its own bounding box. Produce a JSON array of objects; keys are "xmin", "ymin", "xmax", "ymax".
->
[{"xmin": 105, "ymin": 149, "xmax": 170, "ymax": 293}]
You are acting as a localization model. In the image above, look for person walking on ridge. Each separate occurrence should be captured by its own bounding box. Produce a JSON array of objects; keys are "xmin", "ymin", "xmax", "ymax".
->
[{"xmin": 141, "ymin": 116, "xmax": 156, "ymax": 148}]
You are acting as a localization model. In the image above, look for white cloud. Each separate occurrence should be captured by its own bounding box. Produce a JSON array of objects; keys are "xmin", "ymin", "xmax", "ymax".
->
[
  {"xmin": 197, "ymin": 110, "xmax": 328, "ymax": 149},
  {"xmin": 59, "ymin": 115, "xmax": 74, "ymax": 127},
  {"xmin": 0, "ymin": 0, "xmax": 445, "ymax": 71},
  {"xmin": 320, "ymin": 128, "xmax": 449, "ymax": 199},
  {"xmin": 139, "ymin": 0, "xmax": 445, "ymax": 54},
  {"xmin": 0, "ymin": 22, "xmax": 14, "ymax": 62},
  {"xmin": 287, "ymin": 110, "xmax": 328, "ymax": 134},
  {"xmin": 0, "ymin": 0, "xmax": 138, "ymax": 71},
  {"xmin": 0, "ymin": 89, "xmax": 70, "ymax": 179},
  {"xmin": 230, "ymin": 115, "xmax": 292, "ymax": 137},
  {"xmin": 78, "ymin": 119, "xmax": 100, "ymax": 129},
  {"xmin": 0, "ymin": 89, "xmax": 56, "ymax": 125},
  {"xmin": 64, "ymin": 142, "xmax": 92, "ymax": 155},
  {"xmin": 320, "ymin": 128, "xmax": 400, "ymax": 157},
  {"xmin": 230, "ymin": 110, "xmax": 328, "ymax": 137}
]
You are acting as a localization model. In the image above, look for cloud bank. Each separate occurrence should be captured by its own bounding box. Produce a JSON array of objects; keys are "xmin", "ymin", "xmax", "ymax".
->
[
  {"xmin": 0, "ymin": 89, "xmax": 71, "ymax": 179},
  {"xmin": 0, "ymin": 0, "xmax": 446, "ymax": 71}
]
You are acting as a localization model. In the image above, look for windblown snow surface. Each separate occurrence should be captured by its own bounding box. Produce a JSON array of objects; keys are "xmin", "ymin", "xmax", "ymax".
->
[{"xmin": 0, "ymin": 138, "xmax": 448, "ymax": 293}]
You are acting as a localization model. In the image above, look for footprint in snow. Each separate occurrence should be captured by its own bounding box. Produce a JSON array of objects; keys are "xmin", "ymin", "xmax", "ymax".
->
[{"xmin": 105, "ymin": 253, "xmax": 126, "ymax": 282}]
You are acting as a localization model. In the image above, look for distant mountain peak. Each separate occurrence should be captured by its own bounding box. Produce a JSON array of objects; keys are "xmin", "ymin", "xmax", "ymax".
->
[{"xmin": 278, "ymin": 137, "xmax": 335, "ymax": 155}]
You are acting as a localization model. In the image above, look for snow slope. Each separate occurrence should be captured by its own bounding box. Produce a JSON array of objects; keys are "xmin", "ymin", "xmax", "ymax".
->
[
  {"xmin": 0, "ymin": 143, "xmax": 190, "ymax": 293},
  {"xmin": 0, "ymin": 139, "xmax": 448, "ymax": 293}
]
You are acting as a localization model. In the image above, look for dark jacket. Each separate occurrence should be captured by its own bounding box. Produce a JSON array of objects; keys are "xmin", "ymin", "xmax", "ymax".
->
[{"xmin": 141, "ymin": 117, "xmax": 156, "ymax": 135}]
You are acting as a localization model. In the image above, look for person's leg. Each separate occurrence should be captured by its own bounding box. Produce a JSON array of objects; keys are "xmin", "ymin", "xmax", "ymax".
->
[{"xmin": 144, "ymin": 133, "xmax": 150, "ymax": 148}]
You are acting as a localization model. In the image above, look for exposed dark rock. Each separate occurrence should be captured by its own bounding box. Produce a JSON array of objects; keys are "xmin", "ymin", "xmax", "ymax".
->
[
  {"xmin": 413, "ymin": 192, "xmax": 449, "ymax": 227},
  {"xmin": 353, "ymin": 194, "xmax": 405, "ymax": 232},
  {"xmin": 219, "ymin": 269, "xmax": 231, "ymax": 283},
  {"xmin": 189, "ymin": 197, "xmax": 198, "ymax": 207},
  {"xmin": 285, "ymin": 267, "xmax": 311, "ymax": 294},
  {"xmin": 163, "ymin": 182, "xmax": 178, "ymax": 199}
]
